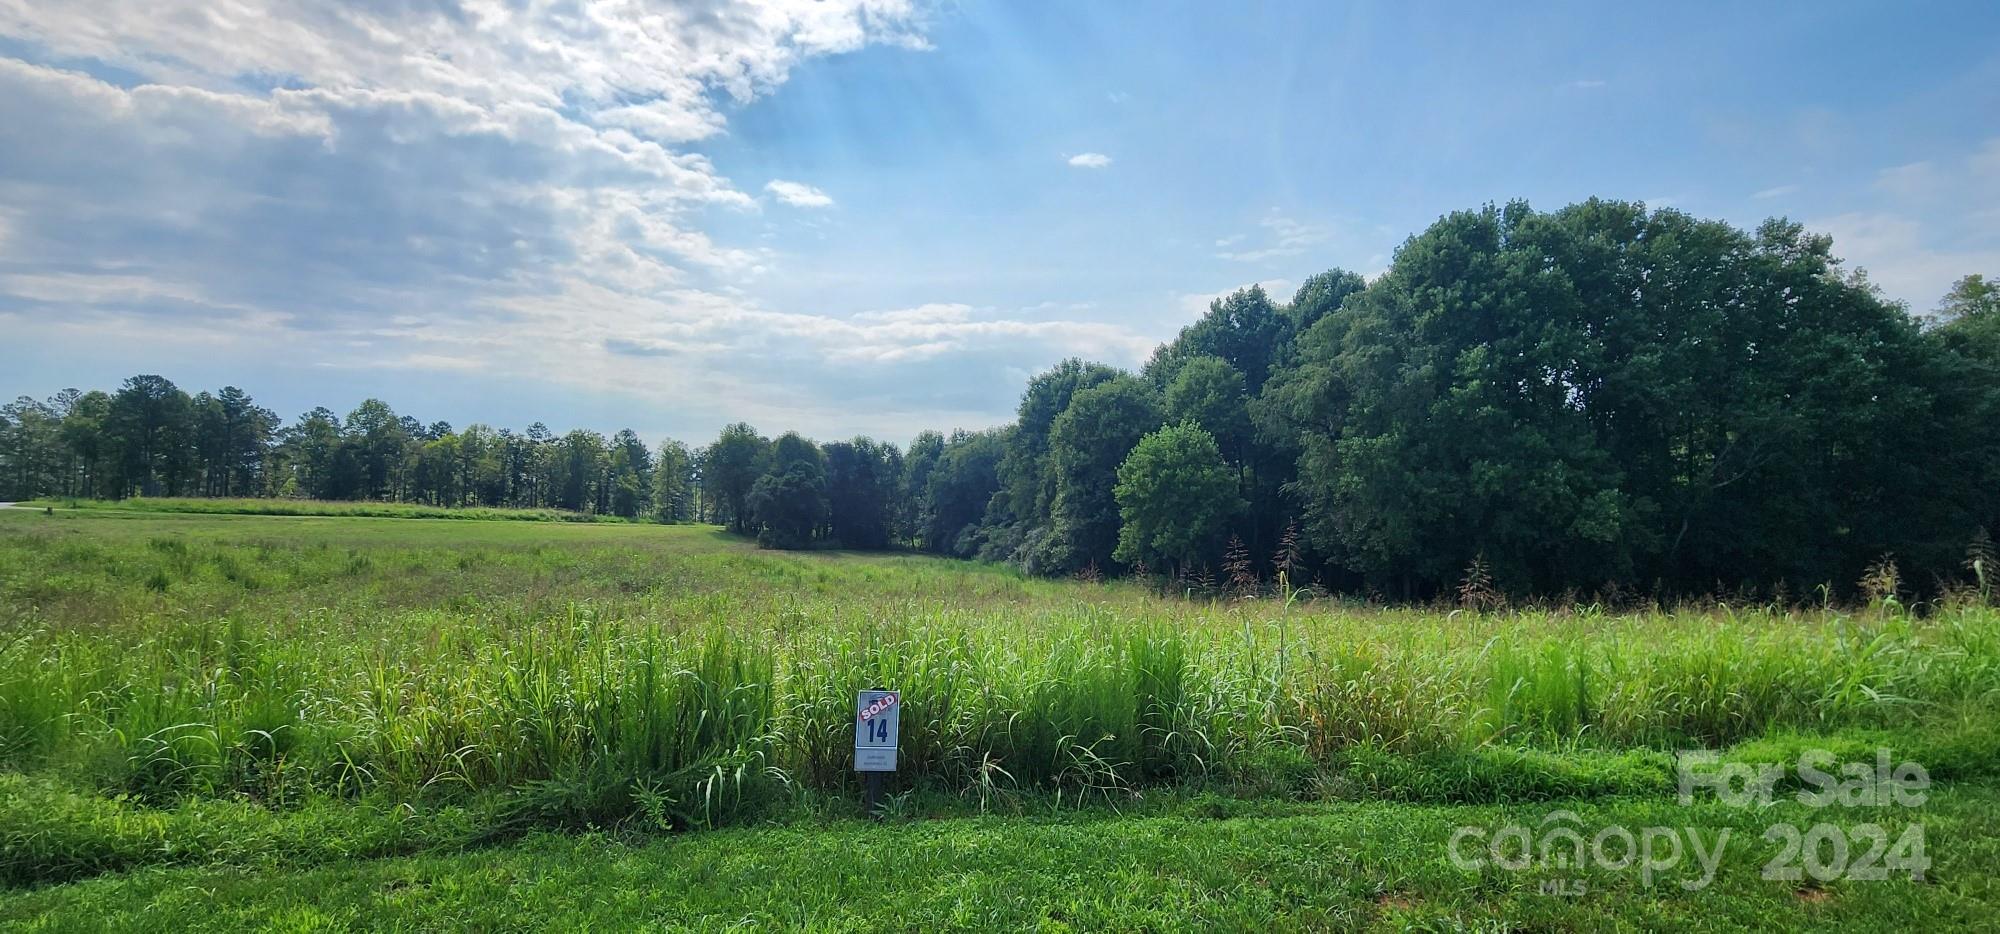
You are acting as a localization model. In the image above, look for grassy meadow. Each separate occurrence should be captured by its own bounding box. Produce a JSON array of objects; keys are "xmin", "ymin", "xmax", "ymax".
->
[
  {"xmin": 4, "ymin": 504, "xmax": 1999, "ymax": 929},
  {"xmin": 18, "ymin": 496, "xmax": 622, "ymax": 523}
]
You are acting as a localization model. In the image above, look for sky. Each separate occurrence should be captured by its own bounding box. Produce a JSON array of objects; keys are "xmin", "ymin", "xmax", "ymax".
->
[{"xmin": 3, "ymin": 1, "xmax": 1998, "ymax": 446}]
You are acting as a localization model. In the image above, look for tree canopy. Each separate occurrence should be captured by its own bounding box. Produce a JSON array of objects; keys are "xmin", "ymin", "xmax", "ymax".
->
[
  {"xmin": 8, "ymin": 198, "xmax": 1996, "ymax": 601},
  {"xmin": 1113, "ymin": 423, "xmax": 1242, "ymax": 574}
]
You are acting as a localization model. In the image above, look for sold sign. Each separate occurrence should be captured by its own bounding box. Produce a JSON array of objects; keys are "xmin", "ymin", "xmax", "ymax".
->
[
  {"xmin": 854, "ymin": 689, "xmax": 900, "ymax": 772},
  {"xmin": 859, "ymin": 691, "xmax": 899, "ymax": 722}
]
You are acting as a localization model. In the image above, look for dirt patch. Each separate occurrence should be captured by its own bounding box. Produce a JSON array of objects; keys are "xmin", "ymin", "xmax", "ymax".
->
[{"xmin": 1376, "ymin": 892, "xmax": 1417, "ymax": 912}]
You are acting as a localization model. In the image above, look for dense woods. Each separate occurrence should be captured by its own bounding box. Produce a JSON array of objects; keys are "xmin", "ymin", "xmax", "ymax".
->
[{"xmin": 7, "ymin": 200, "xmax": 1998, "ymax": 600}]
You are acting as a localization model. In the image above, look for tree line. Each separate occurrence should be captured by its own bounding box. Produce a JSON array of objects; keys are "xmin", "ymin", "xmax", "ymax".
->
[
  {"xmin": 6, "ymin": 199, "xmax": 1998, "ymax": 599},
  {"xmin": 0, "ymin": 382, "xmax": 701, "ymax": 522}
]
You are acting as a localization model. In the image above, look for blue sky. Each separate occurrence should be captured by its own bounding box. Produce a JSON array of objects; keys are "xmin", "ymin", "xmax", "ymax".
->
[{"xmin": 3, "ymin": 1, "xmax": 1997, "ymax": 446}]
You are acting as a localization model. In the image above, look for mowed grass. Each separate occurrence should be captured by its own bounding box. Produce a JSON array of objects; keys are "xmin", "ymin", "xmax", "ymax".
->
[
  {"xmin": 3, "ymin": 508, "xmax": 1999, "ymax": 928},
  {"xmin": 8, "ymin": 785, "xmax": 1998, "ymax": 931}
]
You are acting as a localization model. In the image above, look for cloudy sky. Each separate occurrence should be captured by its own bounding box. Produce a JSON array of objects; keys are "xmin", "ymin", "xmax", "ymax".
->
[{"xmin": 3, "ymin": 2, "xmax": 1998, "ymax": 444}]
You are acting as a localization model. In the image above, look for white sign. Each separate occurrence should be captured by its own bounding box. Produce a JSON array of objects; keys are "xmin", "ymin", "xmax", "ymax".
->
[{"xmin": 855, "ymin": 689, "xmax": 900, "ymax": 772}]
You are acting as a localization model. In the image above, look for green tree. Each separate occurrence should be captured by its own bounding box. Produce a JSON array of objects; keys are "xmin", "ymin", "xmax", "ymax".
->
[
  {"xmin": 922, "ymin": 428, "xmax": 1008, "ymax": 557},
  {"xmin": 191, "ymin": 387, "xmax": 276, "ymax": 497},
  {"xmin": 703, "ymin": 423, "xmax": 768, "ymax": 533},
  {"xmin": 517, "ymin": 424, "xmax": 555, "ymax": 508},
  {"xmin": 900, "ymin": 430, "xmax": 945, "ymax": 546},
  {"xmin": 1047, "ymin": 374, "xmax": 1162, "ymax": 572},
  {"xmin": 1278, "ymin": 200, "xmax": 1982, "ymax": 598},
  {"xmin": 342, "ymin": 399, "xmax": 407, "ymax": 500},
  {"xmin": 1283, "ymin": 269, "xmax": 1368, "ymax": 339},
  {"xmin": 650, "ymin": 439, "xmax": 694, "ymax": 522},
  {"xmin": 1935, "ymin": 273, "xmax": 2000, "ymax": 364},
  {"xmin": 59, "ymin": 390, "xmax": 112, "ymax": 498},
  {"xmin": 412, "ymin": 431, "xmax": 461, "ymax": 505},
  {"xmin": 555, "ymin": 429, "xmax": 607, "ymax": 512},
  {"xmin": 106, "ymin": 375, "xmax": 194, "ymax": 497},
  {"xmin": 1286, "ymin": 203, "xmax": 1662, "ymax": 594},
  {"xmin": 1938, "ymin": 274, "xmax": 1998, "ymax": 324},
  {"xmin": 0, "ymin": 396, "xmax": 61, "ymax": 500},
  {"xmin": 1145, "ymin": 285, "xmax": 1287, "ymax": 393},
  {"xmin": 991, "ymin": 359, "xmax": 1122, "ymax": 533},
  {"xmin": 1113, "ymin": 423, "xmax": 1242, "ymax": 574},
  {"xmin": 1162, "ymin": 356, "xmax": 1251, "ymax": 471},
  {"xmin": 823, "ymin": 437, "xmax": 896, "ymax": 549},
  {"xmin": 607, "ymin": 429, "xmax": 652, "ymax": 518},
  {"xmin": 1929, "ymin": 278, "xmax": 2000, "ymax": 540},
  {"xmin": 456, "ymin": 424, "xmax": 504, "ymax": 506},
  {"xmin": 747, "ymin": 432, "xmax": 826, "ymax": 549},
  {"xmin": 280, "ymin": 407, "xmax": 353, "ymax": 499}
]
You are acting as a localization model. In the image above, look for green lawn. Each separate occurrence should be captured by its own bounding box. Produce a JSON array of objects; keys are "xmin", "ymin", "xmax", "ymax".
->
[
  {"xmin": 5, "ymin": 787, "xmax": 1995, "ymax": 931},
  {"xmin": 3, "ymin": 507, "xmax": 1996, "ymax": 930}
]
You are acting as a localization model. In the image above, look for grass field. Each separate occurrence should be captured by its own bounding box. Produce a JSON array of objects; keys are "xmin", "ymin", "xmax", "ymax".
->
[
  {"xmin": 3, "ymin": 506, "xmax": 1998, "ymax": 929},
  {"xmin": 19, "ymin": 496, "xmax": 622, "ymax": 522}
]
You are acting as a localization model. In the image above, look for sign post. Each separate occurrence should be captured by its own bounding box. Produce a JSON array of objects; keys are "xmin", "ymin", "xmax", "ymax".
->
[{"xmin": 855, "ymin": 688, "xmax": 900, "ymax": 816}]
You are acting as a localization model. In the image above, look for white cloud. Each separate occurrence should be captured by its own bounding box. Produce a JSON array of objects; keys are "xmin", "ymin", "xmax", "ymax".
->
[
  {"xmin": 1811, "ymin": 212, "xmax": 2000, "ymax": 311},
  {"xmin": 0, "ymin": 0, "xmax": 921, "ymax": 230},
  {"xmin": 851, "ymin": 304, "xmax": 972, "ymax": 325},
  {"xmin": 1806, "ymin": 138, "xmax": 2000, "ymax": 309},
  {"xmin": 0, "ymin": 1, "xmax": 991, "ymax": 437},
  {"xmin": 815, "ymin": 308, "xmax": 1156, "ymax": 365},
  {"xmin": 765, "ymin": 179, "xmax": 835, "ymax": 208},
  {"xmin": 331, "ymin": 353, "xmax": 487, "ymax": 373},
  {"xmin": 0, "ymin": 270, "xmax": 245, "ymax": 310},
  {"xmin": 1215, "ymin": 212, "xmax": 1329, "ymax": 262},
  {"xmin": 1067, "ymin": 152, "xmax": 1112, "ymax": 169},
  {"xmin": 1753, "ymin": 184, "xmax": 1799, "ymax": 199},
  {"xmin": 1565, "ymin": 79, "xmax": 1607, "ymax": 90},
  {"xmin": 1875, "ymin": 161, "xmax": 1943, "ymax": 201},
  {"xmin": 466, "ymin": 281, "xmax": 1160, "ymax": 432},
  {"xmin": 594, "ymin": 100, "xmax": 728, "ymax": 145}
]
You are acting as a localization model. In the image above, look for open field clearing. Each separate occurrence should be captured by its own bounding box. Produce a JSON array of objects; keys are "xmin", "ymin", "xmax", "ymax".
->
[
  {"xmin": 6, "ymin": 1, "xmax": 1998, "ymax": 928},
  {"xmin": 19, "ymin": 497, "xmax": 624, "ymax": 523},
  {"xmin": 4, "ymin": 507, "xmax": 1999, "ymax": 928}
]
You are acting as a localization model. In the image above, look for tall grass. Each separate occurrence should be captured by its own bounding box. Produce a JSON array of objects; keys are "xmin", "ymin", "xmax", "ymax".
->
[{"xmin": 3, "ymin": 511, "xmax": 1998, "ymax": 832}]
